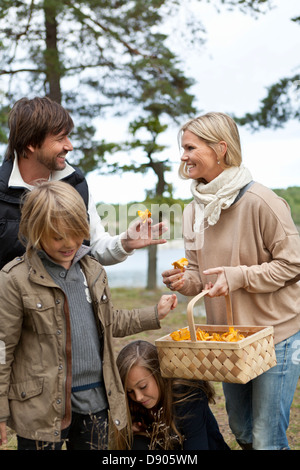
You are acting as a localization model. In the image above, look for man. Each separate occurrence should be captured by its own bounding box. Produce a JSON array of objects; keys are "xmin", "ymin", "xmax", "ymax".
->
[{"xmin": 0, "ymin": 96, "xmax": 167, "ymax": 269}]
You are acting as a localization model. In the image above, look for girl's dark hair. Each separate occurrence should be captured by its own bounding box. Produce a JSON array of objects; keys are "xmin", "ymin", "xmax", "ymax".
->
[{"xmin": 115, "ymin": 340, "xmax": 215, "ymax": 450}]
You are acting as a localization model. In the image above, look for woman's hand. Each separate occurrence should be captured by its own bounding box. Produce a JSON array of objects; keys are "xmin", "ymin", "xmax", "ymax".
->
[
  {"xmin": 203, "ymin": 267, "xmax": 229, "ymax": 296},
  {"xmin": 161, "ymin": 268, "xmax": 185, "ymax": 292},
  {"xmin": 157, "ymin": 294, "xmax": 177, "ymax": 320}
]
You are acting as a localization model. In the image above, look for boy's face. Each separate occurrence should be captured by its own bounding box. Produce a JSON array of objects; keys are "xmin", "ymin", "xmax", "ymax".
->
[{"xmin": 41, "ymin": 230, "xmax": 83, "ymax": 269}]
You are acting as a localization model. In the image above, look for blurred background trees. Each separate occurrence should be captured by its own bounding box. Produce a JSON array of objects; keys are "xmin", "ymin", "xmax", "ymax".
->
[{"xmin": 1, "ymin": 0, "xmax": 298, "ymax": 287}]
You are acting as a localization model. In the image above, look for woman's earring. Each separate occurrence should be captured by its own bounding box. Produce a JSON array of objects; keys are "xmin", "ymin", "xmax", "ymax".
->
[{"xmin": 217, "ymin": 160, "xmax": 220, "ymax": 165}]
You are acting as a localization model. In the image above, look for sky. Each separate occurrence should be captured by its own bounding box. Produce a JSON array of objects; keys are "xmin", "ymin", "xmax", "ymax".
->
[{"xmin": 87, "ymin": 0, "xmax": 300, "ymax": 204}]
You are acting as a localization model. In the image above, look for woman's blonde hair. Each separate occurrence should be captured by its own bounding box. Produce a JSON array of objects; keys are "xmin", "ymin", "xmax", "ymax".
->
[
  {"xmin": 178, "ymin": 112, "xmax": 242, "ymax": 180},
  {"xmin": 114, "ymin": 340, "xmax": 215, "ymax": 450},
  {"xmin": 19, "ymin": 180, "xmax": 90, "ymax": 252}
]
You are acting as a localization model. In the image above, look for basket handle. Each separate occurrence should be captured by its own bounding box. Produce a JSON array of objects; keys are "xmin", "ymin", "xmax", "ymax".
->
[{"xmin": 187, "ymin": 290, "xmax": 233, "ymax": 342}]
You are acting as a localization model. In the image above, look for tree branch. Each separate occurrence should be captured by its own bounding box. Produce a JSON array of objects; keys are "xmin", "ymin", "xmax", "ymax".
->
[{"xmin": 63, "ymin": 0, "xmax": 151, "ymax": 59}]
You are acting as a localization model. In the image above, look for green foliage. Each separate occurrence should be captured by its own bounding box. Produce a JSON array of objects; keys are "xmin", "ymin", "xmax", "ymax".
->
[
  {"xmin": 235, "ymin": 74, "xmax": 300, "ymax": 131},
  {"xmin": 273, "ymin": 186, "xmax": 300, "ymax": 227},
  {"xmin": 235, "ymin": 12, "xmax": 300, "ymax": 131},
  {"xmin": 0, "ymin": 0, "xmax": 198, "ymax": 170},
  {"xmin": 0, "ymin": 0, "xmax": 275, "ymax": 170}
]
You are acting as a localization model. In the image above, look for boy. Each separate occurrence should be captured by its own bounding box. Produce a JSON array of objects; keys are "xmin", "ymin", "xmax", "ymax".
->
[{"xmin": 0, "ymin": 181, "xmax": 177, "ymax": 450}]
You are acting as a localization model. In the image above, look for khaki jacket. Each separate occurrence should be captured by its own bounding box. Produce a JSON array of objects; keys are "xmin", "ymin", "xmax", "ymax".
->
[{"xmin": 0, "ymin": 252, "xmax": 160, "ymax": 442}]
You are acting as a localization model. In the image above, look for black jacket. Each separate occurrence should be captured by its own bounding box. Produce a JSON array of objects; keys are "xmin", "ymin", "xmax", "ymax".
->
[{"xmin": 0, "ymin": 158, "xmax": 89, "ymax": 269}]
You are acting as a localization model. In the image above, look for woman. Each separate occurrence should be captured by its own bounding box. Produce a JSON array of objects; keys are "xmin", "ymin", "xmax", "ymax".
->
[
  {"xmin": 162, "ymin": 112, "xmax": 300, "ymax": 450},
  {"xmin": 114, "ymin": 340, "xmax": 229, "ymax": 450}
]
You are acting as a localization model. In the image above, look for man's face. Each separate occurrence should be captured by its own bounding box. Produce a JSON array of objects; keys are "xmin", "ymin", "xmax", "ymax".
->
[{"xmin": 33, "ymin": 131, "xmax": 73, "ymax": 172}]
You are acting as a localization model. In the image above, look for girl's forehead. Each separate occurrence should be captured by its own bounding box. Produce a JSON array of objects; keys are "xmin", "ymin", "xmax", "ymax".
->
[{"xmin": 127, "ymin": 365, "xmax": 152, "ymax": 387}]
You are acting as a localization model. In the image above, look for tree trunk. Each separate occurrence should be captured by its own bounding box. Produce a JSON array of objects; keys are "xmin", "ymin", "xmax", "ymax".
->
[
  {"xmin": 146, "ymin": 161, "xmax": 167, "ymax": 290},
  {"xmin": 147, "ymin": 245, "xmax": 157, "ymax": 290},
  {"xmin": 43, "ymin": 2, "xmax": 62, "ymax": 103}
]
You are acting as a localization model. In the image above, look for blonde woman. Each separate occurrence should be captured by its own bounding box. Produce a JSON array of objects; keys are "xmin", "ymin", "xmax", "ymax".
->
[
  {"xmin": 0, "ymin": 181, "xmax": 177, "ymax": 450},
  {"xmin": 162, "ymin": 112, "xmax": 300, "ymax": 450},
  {"xmin": 114, "ymin": 340, "xmax": 229, "ymax": 450}
]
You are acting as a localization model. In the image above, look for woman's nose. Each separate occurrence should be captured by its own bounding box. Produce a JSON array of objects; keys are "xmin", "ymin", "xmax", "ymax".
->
[{"xmin": 180, "ymin": 150, "xmax": 188, "ymax": 161}]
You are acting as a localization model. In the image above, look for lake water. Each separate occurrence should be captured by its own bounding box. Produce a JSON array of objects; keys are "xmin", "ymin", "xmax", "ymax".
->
[
  {"xmin": 105, "ymin": 243, "xmax": 207, "ymax": 317},
  {"xmin": 105, "ymin": 245, "xmax": 185, "ymax": 288}
]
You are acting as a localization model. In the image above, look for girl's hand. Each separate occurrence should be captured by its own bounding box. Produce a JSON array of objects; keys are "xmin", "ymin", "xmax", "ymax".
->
[
  {"xmin": 157, "ymin": 294, "xmax": 177, "ymax": 320},
  {"xmin": 203, "ymin": 267, "xmax": 229, "ymax": 296},
  {"xmin": 132, "ymin": 421, "xmax": 146, "ymax": 433},
  {"xmin": 161, "ymin": 268, "xmax": 185, "ymax": 291}
]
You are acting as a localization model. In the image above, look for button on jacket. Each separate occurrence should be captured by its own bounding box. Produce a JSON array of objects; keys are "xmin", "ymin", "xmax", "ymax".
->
[{"xmin": 0, "ymin": 251, "xmax": 160, "ymax": 442}]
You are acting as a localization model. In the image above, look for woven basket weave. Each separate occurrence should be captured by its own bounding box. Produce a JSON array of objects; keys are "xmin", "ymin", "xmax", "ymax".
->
[{"xmin": 155, "ymin": 290, "xmax": 277, "ymax": 384}]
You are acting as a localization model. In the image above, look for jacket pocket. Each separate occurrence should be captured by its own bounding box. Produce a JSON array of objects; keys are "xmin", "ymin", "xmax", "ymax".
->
[
  {"xmin": 8, "ymin": 377, "xmax": 44, "ymax": 401},
  {"xmin": 23, "ymin": 294, "xmax": 58, "ymax": 334}
]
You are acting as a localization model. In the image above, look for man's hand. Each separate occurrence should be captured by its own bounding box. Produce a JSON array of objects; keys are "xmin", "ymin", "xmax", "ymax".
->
[{"xmin": 121, "ymin": 218, "xmax": 168, "ymax": 252}]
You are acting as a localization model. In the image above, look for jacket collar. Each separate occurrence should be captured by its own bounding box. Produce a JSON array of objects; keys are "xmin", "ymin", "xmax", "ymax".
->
[
  {"xmin": 37, "ymin": 244, "xmax": 90, "ymax": 268},
  {"xmin": 8, "ymin": 156, "xmax": 75, "ymax": 190},
  {"xmin": 26, "ymin": 246, "xmax": 103, "ymax": 287}
]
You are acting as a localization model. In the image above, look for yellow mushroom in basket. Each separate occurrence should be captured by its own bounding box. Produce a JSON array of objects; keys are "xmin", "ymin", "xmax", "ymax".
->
[{"xmin": 170, "ymin": 326, "xmax": 245, "ymax": 342}]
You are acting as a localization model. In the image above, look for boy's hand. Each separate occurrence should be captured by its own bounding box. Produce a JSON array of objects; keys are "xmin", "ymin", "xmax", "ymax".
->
[
  {"xmin": 0, "ymin": 421, "xmax": 7, "ymax": 447},
  {"xmin": 157, "ymin": 294, "xmax": 177, "ymax": 320}
]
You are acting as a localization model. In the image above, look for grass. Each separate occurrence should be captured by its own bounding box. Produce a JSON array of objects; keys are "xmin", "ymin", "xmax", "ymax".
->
[{"xmin": 2, "ymin": 287, "xmax": 299, "ymax": 450}]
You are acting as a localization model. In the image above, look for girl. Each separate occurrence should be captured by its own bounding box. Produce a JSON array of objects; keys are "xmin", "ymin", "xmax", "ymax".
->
[
  {"xmin": 114, "ymin": 340, "xmax": 230, "ymax": 450},
  {"xmin": 0, "ymin": 181, "xmax": 177, "ymax": 450}
]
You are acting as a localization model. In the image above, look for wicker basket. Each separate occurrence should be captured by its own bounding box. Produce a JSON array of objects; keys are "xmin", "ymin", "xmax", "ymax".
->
[{"xmin": 155, "ymin": 290, "xmax": 277, "ymax": 384}]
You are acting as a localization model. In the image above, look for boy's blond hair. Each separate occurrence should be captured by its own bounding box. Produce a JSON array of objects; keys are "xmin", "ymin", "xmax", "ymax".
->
[{"xmin": 19, "ymin": 180, "xmax": 90, "ymax": 252}]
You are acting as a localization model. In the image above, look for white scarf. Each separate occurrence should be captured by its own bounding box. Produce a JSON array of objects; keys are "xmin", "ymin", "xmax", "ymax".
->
[{"xmin": 190, "ymin": 165, "xmax": 253, "ymax": 231}]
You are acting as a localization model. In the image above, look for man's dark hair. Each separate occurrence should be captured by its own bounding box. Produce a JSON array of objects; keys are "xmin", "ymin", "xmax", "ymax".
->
[{"xmin": 5, "ymin": 97, "xmax": 74, "ymax": 161}]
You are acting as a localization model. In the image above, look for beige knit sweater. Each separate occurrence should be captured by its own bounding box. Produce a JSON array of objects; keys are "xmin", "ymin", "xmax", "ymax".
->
[{"xmin": 179, "ymin": 182, "xmax": 300, "ymax": 344}]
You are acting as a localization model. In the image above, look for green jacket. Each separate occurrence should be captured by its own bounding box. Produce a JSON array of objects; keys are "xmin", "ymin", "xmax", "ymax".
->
[{"xmin": 0, "ymin": 251, "xmax": 160, "ymax": 442}]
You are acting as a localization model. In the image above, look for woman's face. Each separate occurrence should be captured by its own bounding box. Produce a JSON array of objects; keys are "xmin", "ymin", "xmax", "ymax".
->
[
  {"xmin": 181, "ymin": 130, "xmax": 225, "ymax": 182},
  {"xmin": 126, "ymin": 365, "xmax": 160, "ymax": 409}
]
